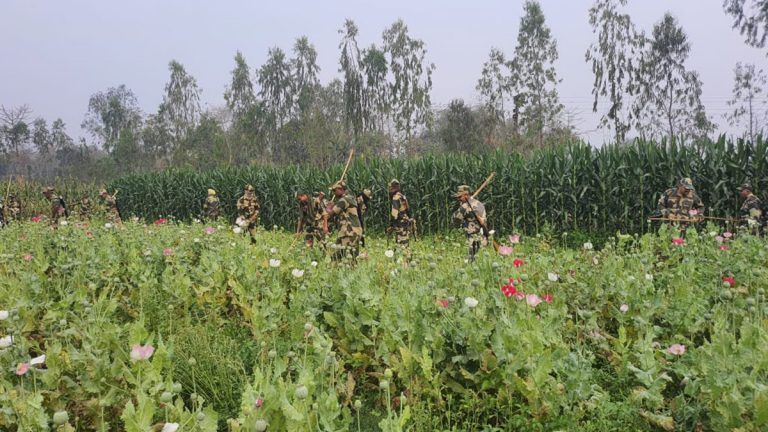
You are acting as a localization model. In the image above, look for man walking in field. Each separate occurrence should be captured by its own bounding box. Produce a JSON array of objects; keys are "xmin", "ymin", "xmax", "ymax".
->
[
  {"xmin": 388, "ymin": 179, "xmax": 414, "ymax": 256},
  {"xmin": 738, "ymin": 183, "xmax": 764, "ymax": 233},
  {"xmin": 296, "ymin": 192, "xmax": 328, "ymax": 248},
  {"xmin": 6, "ymin": 194, "xmax": 21, "ymax": 222},
  {"xmin": 42, "ymin": 186, "xmax": 68, "ymax": 226},
  {"xmin": 237, "ymin": 184, "xmax": 260, "ymax": 243},
  {"xmin": 657, "ymin": 178, "xmax": 704, "ymax": 220},
  {"xmin": 79, "ymin": 194, "xmax": 92, "ymax": 221},
  {"xmin": 329, "ymin": 180, "xmax": 363, "ymax": 261},
  {"xmin": 203, "ymin": 188, "xmax": 221, "ymax": 220},
  {"xmin": 452, "ymin": 185, "xmax": 488, "ymax": 261},
  {"xmin": 356, "ymin": 188, "xmax": 372, "ymax": 247},
  {"xmin": 99, "ymin": 189, "xmax": 122, "ymax": 224}
]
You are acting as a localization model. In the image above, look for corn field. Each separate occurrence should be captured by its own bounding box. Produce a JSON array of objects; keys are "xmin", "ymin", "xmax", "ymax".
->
[
  {"xmin": 1, "ymin": 177, "xmax": 98, "ymax": 218},
  {"xmin": 107, "ymin": 138, "xmax": 767, "ymax": 237}
]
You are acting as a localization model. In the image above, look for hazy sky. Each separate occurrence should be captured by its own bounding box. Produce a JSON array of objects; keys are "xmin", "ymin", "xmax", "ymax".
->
[{"xmin": 1, "ymin": 0, "xmax": 765, "ymax": 145}]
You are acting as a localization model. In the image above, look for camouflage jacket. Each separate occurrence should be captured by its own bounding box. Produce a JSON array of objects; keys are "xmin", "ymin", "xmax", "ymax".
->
[
  {"xmin": 658, "ymin": 188, "xmax": 704, "ymax": 217},
  {"xmin": 203, "ymin": 195, "xmax": 221, "ymax": 218},
  {"xmin": 237, "ymin": 194, "xmax": 260, "ymax": 221},
  {"xmin": 298, "ymin": 200, "xmax": 317, "ymax": 231},
  {"xmin": 7, "ymin": 198, "xmax": 21, "ymax": 219},
  {"xmin": 452, "ymin": 198, "xmax": 486, "ymax": 235},
  {"xmin": 331, "ymin": 193, "xmax": 363, "ymax": 238},
  {"xmin": 50, "ymin": 195, "xmax": 67, "ymax": 220},
  {"xmin": 102, "ymin": 195, "xmax": 119, "ymax": 214},
  {"xmin": 390, "ymin": 191, "xmax": 411, "ymax": 228},
  {"xmin": 740, "ymin": 193, "xmax": 764, "ymax": 222}
]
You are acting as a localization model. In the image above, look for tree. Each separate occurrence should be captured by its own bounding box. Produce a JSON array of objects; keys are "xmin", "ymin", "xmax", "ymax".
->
[
  {"xmin": 382, "ymin": 19, "xmax": 435, "ymax": 154},
  {"xmin": 158, "ymin": 60, "xmax": 202, "ymax": 148},
  {"xmin": 339, "ymin": 19, "xmax": 366, "ymax": 139},
  {"xmin": 723, "ymin": 0, "xmax": 768, "ymax": 52},
  {"xmin": 633, "ymin": 13, "xmax": 714, "ymax": 141},
  {"xmin": 585, "ymin": 0, "xmax": 644, "ymax": 143},
  {"xmin": 81, "ymin": 85, "xmax": 142, "ymax": 154},
  {"xmin": 439, "ymin": 99, "xmax": 483, "ymax": 153},
  {"xmin": 50, "ymin": 119, "xmax": 73, "ymax": 152},
  {"xmin": 0, "ymin": 105, "xmax": 32, "ymax": 154},
  {"xmin": 258, "ymin": 47, "xmax": 293, "ymax": 129},
  {"xmin": 361, "ymin": 44, "xmax": 389, "ymax": 133},
  {"xmin": 509, "ymin": 1, "xmax": 563, "ymax": 147},
  {"xmin": 31, "ymin": 118, "xmax": 52, "ymax": 154},
  {"xmin": 224, "ymin": 51, "xmax": 256, "ymax": 121},
  {"xmin": 476, "ymin": 48, "xmax": 510, "ymax": 123},
  {"xmin": 291, "ymin": 36, "xmax": 320, "ymax": 117},
  {"xmin": 726, "ymin": 62, "xmax": 767, "ymax": 142}
]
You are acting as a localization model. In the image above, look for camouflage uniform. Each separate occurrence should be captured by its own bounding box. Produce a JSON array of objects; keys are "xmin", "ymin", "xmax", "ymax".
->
[
  {"xmin": 388, "ymin": 180, "xmax": 413, "ymax": 250},
  {"xmin": 7, "ymin": 195, "xmax": 21, "ymax": 221},
  {"xmin": 43, "ymin": 186, "xmax": 68, "ymax": 226},
  {"xmin": 657, "ymin": 178, "xmax": 704, "ymax": 220},
  {"xmin": 738, "ymin": 183, "xmax": 764, "ymax": 233},
  {"xmin": 329, "ymin": 180, "xmax": 363, "ymax": 261},
  {"xmin": 203, "ymin": 189, "xmax": 221, "ymax": 220},
  {"xmin": 452, "ymin": 185, "xmax": 488, "ymax": 261},
  {"xmin": 237, "ymin": 185, "xmax": 260, "ymax": 242},
  {"xmin": 0, "ymin": 198, "xmax": 5, "ymax": 227},
  {"xmin": 356, "ymin": 189, "xmax": 372, "ymax": 247},
  {"xmin": 100, "ymin": 190, "xmax": 122, "ymax": 223},
  {"xmin": 79, "ymin": 195, "xmax": 92, "ymax": 221}
]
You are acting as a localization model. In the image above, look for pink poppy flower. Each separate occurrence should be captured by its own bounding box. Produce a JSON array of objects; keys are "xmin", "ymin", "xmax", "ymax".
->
[
  {"xmin": 163, "ymin": 248, "xmax": 174, "ymax": 257},
  {"xmin": 543, "ymin": 293, "xmax": 553, "ymax": 303},
  {"xmin": 666, "ymin": 344, "xmax": 686, "ymax": 356},
  {"xmin": 526, "ymin": 294, "xmax": 542, "ymax": 307},
  {"xmin": 509, "ymin": 235, "xmax": 520, "ymax": 244},
  {"xmin": 719, "ymin": 245, "xmax": 729, "ymax": 251},
  {"xmin": 620, "ymin": 304, "xmax": 629, "ymax": 313},
  {"xmin": 498, "ymin": 245, "xmax": 513, "ymax": 256},
  {"xmin": 715, "ymin": 235, "xmax": 724, "ymax": 244},
  {"xmin": 501, "ymin": 284, "xmax": 517, "ymax": 298},
  {"xmin": 513, "ymin": 259, "xmax": 524, "ymax": 268},
  {"xmin": 16, "ymin": 362, "xmax": 29, "ymax": 376},
  {"xmin": 672, "ymin": 237, "xmax": 685, "ymax": 246},
  {"xmin": 31, "ymin": 215, "xmax": 42, "ymax": 223},
  {"xmin": 130, "ymin": 344, "xmax": 155, "ymax": 361},
  {"xmin": 436, "ymin": 298, "xmax": 449, "ymax": 308},
  {"xmin": 723, "ymin": 232, "xmax": 733, "ymax": 239},
  {"xmin": 204, "ymin": 227, "xmax": 216, "ymax": 235},
  {"xmin": 255, "ymin": 398, "xmax": 264, "ymax": 408},
  {"xmin": 722, "ymin": 276, "xmax": 735, "ymax": 287},
  {"xmin": 23, "ymin": 254, "xmax": 33, "ymax": 262},
  {"xmin": 154, "ymin": 218, "xmax": 168, "ymax": 225}
]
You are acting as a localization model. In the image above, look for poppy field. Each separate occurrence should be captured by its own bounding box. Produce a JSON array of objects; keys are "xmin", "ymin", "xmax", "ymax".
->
[{"xmin": 1, "ymin": 219, "xmax": 767, "ymax": 431}]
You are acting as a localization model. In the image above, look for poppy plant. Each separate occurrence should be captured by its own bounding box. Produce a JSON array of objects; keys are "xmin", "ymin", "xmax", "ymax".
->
[
  {"xmin": 722, "ymin": 276, "xmax": 735, "ymax": 287},
  {"xmin": 436, "ymin": 298, "xmax": 450, "ymax": 308},
  {"xmin": 719, "ymin": 245, "xmax": 729, "ymax": 251},
  {"xmin": 666, "ymin": 344, "xmax": 686, "ymax": 356},
  {"xmin": 501, "ymin": 283, "xmax": 517, "ymax": 298},
  {"xmin": 130, "ymin": 344, "xmax": 155, "ymax": 362},
  {"xmin": 509, "ymin": 234, "xmax": 520, "ymax": 244},
  {"xmin": 154, "ymin": 218, "xmax": 168, "ymax": 225},
  {"xmin": 498, "ymin": 245, "xmax": 513, "ymax": 256},
  {"xmin": 526, "ymin": 294, "xmax": 543, "ymax": 307},
  {"xmin": 543, "ymin": 293, "xmax": 553, "ymax": 303},
  {"xmin": 672, "ymin": 238, "xmax": 685, "ymax": 245},
  {"xmin": 16, "ymin": 362, "xmax": 29, "ymax": 376},
  {"xmin": 513, "ymin": 259, "xmax": 524, "ymax": 268},
  {"xmin": 31, "ymin": 215, "xmax": 42, "ymax": 223}
]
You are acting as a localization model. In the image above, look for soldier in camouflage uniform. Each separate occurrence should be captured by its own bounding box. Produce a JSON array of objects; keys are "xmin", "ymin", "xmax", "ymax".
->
[
  {"xmin": 388, "ymin": 179, "xmax": 414, "ymax": 254},
  {"xmin": 203, "ymin": 188, "xmax": 221, "ymax": 220},
  {"xmin": 329, "ymin": 180, "xmax": 363, "ymax": 261},
  {"xmin": 356, "ymin": 188, "xmax": 372, "ymax": 247},
  {"xmin": 657, "ymin": 178, "xmax": 705, "ymax": 221},
  {"xmin": 42, "ymin": 186, "xmax": 68, "ymax": 226},
  {"xmin": 79, "ymin": 194, "xmax": 92, "ymax": 221},
  {"xmin": 738, "ymin": 183, "xmax": 764, "ymax": 233},
  {"xmin": 296, "ymin": 192, "xmax": 329, "ymax": 248},
  {"xmin": 452, "ymin": 185, "xmax": 488, "ymax": 261},
  {"xmin": 0, "ymin": 197, "xmax": 5, "ymax": 227},
  {"xmin": 6, "ymin": 194, "xmax": 21, "ymax": 222},
  {"xmin": 237, "ymin": 184, "xmax": 260, "ymax": 243},
  {"xmin": 99, "ymin": 189, "xmax": 122, "ymax": 224}
]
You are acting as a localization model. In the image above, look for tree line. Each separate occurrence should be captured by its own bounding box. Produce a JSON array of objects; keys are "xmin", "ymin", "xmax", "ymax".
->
[{"xmin": 1, "ymin": 0, "xmax": 767, "ymax": 181}]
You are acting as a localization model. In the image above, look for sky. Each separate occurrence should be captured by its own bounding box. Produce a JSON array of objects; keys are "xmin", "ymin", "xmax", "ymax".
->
[{"xmin": 1, "ymin": 0, "xmax": 766, "ymax": 146}]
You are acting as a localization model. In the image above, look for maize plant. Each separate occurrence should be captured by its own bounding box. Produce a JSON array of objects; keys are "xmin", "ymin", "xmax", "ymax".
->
[{"xmin": 109, "ymin": 137, "xmax": 768, "ymax": 237}]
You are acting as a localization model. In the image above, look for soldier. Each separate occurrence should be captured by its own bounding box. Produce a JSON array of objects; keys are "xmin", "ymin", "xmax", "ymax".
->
[
  {"xmin": 452, "ymin": 185, "xmax": 488, "ymax": 261},
  {"xmin": 79, "ymin": 194, "xmax": 92, "ymax": 221},
  {"xmin": 7, "ymin": 194, "xmax": 21, "ymax": 221},
  {"xmin": 236, "ymin": 184, "xmax": 260, "ymax": 243},
  {"xmin": 203, "ymin": 188, "xmax": 221, "ymax": 220},
  {"xmin": 356, "ymin": 188, "xmax": 372, "ymax": 247},
  {"xmin": 296, "ymin": 192, "xmax": 328, "ymax": 248},
  {"xmin": 0, "ymin": 196, "xmax": 5, "ymax": 227},
  {"xmin": 42, "ymin": 186, "xmax": 68, "ymax": 226},
  {"xmin": 388, "ymin": 179, "xmax": 414, "ymax": 253},
  {"xmin": 657, "ymin": 177, "xmax": 705, "ymax": 220},
  {"xmin": 328, "ymin": 180, "xmax": 363, "ymax": 261},
  {"xmin": 99, "ymin": 189, "xmax": 122, "ymax": 224},
  {"xmin": 738, "ymin": 183, "xmax": 764, "ymax": 233}
]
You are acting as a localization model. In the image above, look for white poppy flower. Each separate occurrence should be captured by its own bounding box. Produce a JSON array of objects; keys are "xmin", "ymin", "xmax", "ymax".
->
[
  {"xmin": 270, "ymin": 248, "xmax": 278, "ymax": 254},
  {"xmin": 59, "ymin": 220, "xmax": 68, "ymax": 226},
  {"xmin": 0, "ymin": 335, "xmax": 13, "ymax": 348},
  {"xmin": 384, "ymin": 250, "xmax": 395, "ymax": 258},
  {"xmin": 464, "ymin": 297, "xmax": 479, "ymax": 308},
  {"xmin": 30, "ymin": 354, "xmax": 46, "ymax": 365},
  {"xmin": 269, "ymin": 259, "xmax": 281, "ymax": 268},
  {"xmin": 291, "ymin": 269, "xmax": 304, "ymax": 278},
  {"xmin": 0, "ymin": 310, "xmax": 8, "ymax": 320},
  {"xmin": 620, "ymin": 304, "xmax": 629, "ymax": 313},
  {"xmin": 547, "ymin": 272, "xmax": 559, "ymax": 282},
  {"xmin": 162, "ymin": 423, "xmax": 180, "ymax": 432},
  {"xmin": 310, "ymin": 261, "xmax": 318, "ymax": 267},
  {"xmin": 645, "ymin": 274, "xmax": 653, "ymax": 281},
  {"xmin": 233, "ymin": 227, "xmax": 243, "ymax": 234},
  {"xmin": 104, "ymin": 223, "xmax": 113, "ymax": 229},
  {"xmin": 582, "ymin": 242, "xmax": 593, "ymax": 250},
  {"xmin": 193, "ymin": 238, "xmax": 201, "ymax": 243}
]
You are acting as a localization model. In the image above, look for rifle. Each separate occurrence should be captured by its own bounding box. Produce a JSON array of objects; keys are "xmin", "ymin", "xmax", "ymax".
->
[
  {"xmin": 330, "ymin": 149, "xmax": 355, "ymax": 204},
  {"xmin": 471, "ymin": 172, "xmax": 495, "ymax": 199},
  {"xmin": 465, "ymin": 173, "xmax": 499, "ymax": 251}
]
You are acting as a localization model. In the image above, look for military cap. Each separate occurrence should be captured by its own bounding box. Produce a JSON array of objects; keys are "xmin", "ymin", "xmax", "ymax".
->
[
  {"xmin": 678, "ymin": 178, "xmax": 694, "ymax": 190},
  {"xmin": 388, "ymin": 179, "xmax": 401, "ymax": 188},
  {"xmin": 99, "ymin": 189, "xmax": 108, "ymax": 195},
  {"xmin": 207, "ymin": 188, "xmax": 216, "ymax": 195},
  {"xmin": 453, "ymin": 185, "xmax": 472, "ymax": 197},
  {"xmin": 329, "ymin": 180, "xmax": 346, "ymax": 190},
  {"xmin": 244, "ymin": 184, "xmax": 255, "ymax": 192},
  {"xmin": 738, "ymin": 183, "xmax": 753, "ymax": 192},
  {"xmin": 362, "ymin": 188, "xmax": 373, "ymax": 199},
  {"xmin": 42, "ymin": 186, "xmax": 54, "ymax": 194}
]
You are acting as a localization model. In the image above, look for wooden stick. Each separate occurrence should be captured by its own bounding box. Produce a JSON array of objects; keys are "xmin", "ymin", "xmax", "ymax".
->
[
  {"xmin": 471, "ymin": 172, "xmax": 496, "ymax": 199},
  {"xmin": 340, "ymin": 149, "xmax": 355, "ymax": 182}
]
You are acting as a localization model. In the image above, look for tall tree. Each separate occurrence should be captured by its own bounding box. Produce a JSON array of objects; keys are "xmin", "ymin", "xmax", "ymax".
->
[
  {"xmin": 509, "ymin": 1, "xmax": 563, "ymax": 147},
  {"xmin": 31, "ymin": 118, "xmax": 52, "ymax": 154},
  {"xmin": 439, "ymin": 99, "xmax": 483, "ymax": 153},
  {"xmin": 361, "ymin": 44, "xmax": 389, "ymax": 132},
  {"xmin": 476, "ymin": 48, "xmax": 510, "ymax": 124},
  {"xmin": 723, "ymin": 0, "xmax": 768, "ymax": 52},
  {"xmin": 81, "ymin": 85, "xmax": 142, "ymax": 154},
  {"xmin": 726, "ymin": 62, "xmax": 767, "ymax": 142},
  {"xmin": 291, "ymin": 36, "xmax": 320, "ymax": 118},
  {"xmin": 339, "ymin": 19, "xmax": 366, "ymax": 139},
  {"xmin": 224, "ymin": 51, "xmax": 256, "ymax": 121},
  {"xmin": 633, "ymin": 13, "xmax": 713, "ymax": 141},
  {"xmin": 585, "ymin": 0, "xmax": 644, "ymax": 143},
  {"xmin": 258, "ymin": 47, "xmax": 293, "ymax": 129},
  {"xmin": 382, "ymin": 19, "xmax": 435, "ymax": 154},
  {"xmin": 50, "ymin": 119, "xmax": 73, "ymax": 152},
  {"xmin": 0, "ymin": 105, "xmax": 32, "ymax": 155},
  {"xmin": 158, "ymin": 60, "xmax": 202, "ymax": 148}
]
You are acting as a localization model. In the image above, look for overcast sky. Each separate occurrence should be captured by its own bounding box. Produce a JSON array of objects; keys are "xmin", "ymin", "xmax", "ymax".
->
[{"xmin": 1, "ymin": 0, "xmax": 765, "ymax": 145}]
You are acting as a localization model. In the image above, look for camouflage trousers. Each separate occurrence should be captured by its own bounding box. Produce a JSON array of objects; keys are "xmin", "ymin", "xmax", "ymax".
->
[
  {"xmin": 107, "ymin": 210, "xmax": 122, "ymax": 224},
  {"xmin": 304, "ymin": 227, "xmax": 328, "ymax": 249},
  {"xmin": 332, "ymin": 235, "xmax": 360, "ymax": 262},
  {"xmin": 466, "ymin": 232, "xmax": 486, "ymax": 261}
]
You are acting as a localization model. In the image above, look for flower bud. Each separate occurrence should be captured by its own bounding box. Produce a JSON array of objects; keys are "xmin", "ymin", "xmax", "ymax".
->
[
  {"xmin": 196, "ymin": 412, "xmax": 206, "ymax": 422},
  {"xmin": 188, "ymin": 357, "xmax": 197, "ymax": 366},
  {"xmin": 384, "ymin": 368, "xmax": 393, "ymax": 379},
  {"xmin": 254, "ymin": 419, "xmax": 268, "ymax": 432},
  {"xmin": 172, "ymin": 382, "xmax": 183, "ymax": 393},
  {"xmin": 379, "ymin": 380, "xmax": 389, "ymax": 390},
  {"xmin": 304, "ymin": 322, "xmax": 313, "ymax": 332},
  {"xmin": 295, "ymin": 385, "xmax": 309, "ymax": 400},
  {"xmin": 160, "ymin": 391, "xmax": 173, "ymax": 403},
  {"xmin": 53, "ymin": 410, "xmax": 69, "ymax": 426},
  {"xmin": 268, "ymin": 349, "xmax": 277, "ymax": 359},
  {"xmin": 354, "ymin": 400, "xmax": 362, "ymax": 410}
]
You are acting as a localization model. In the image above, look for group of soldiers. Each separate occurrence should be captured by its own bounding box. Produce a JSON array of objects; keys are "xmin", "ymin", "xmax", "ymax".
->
[{"xmin": 3, "ymin": 176, "xmax": 765, "ymax": 261}]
